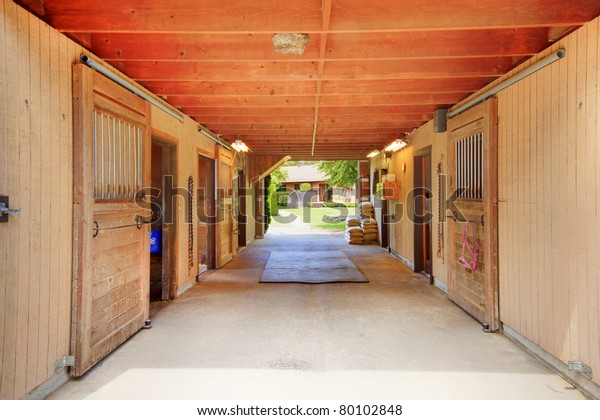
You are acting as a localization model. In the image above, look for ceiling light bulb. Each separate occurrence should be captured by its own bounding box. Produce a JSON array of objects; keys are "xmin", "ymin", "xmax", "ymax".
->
[
  {"xmin": 384, "ymin": 139, "xmax": 407, "ymax": 152},
  {"xmin": 232, "ymin": 139, "xmax": 250, "ymax": 153},
  {"xmin": 366, "ymin": 150, "xmax": 380, "ymax": 158}
]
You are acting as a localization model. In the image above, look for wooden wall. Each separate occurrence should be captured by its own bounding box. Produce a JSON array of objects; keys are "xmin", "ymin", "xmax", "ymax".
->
[
  {"xmin": 0, "ymin": 1, "xmax": 220, "ymax": 398},
  {"xmin": 0, "ymin": 1, "xmax": 77, "ymax": 398},
  {"xmin": 371, "ymin": 121, "xmax": 449, "ymax": 289},
  {"xmin": 477, "ymin": 17, "xmax": 600, "ymax": 386}
]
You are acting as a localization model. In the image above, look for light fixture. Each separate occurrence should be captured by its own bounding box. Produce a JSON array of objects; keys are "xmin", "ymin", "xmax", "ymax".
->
[
  {"xmin": 231, "ymin": 139, "xmax": 251, "ymax": 153},
  {"xmin": 366, "ymin": 150, "xmax": 380, "ymax": 158},
  {"xmin": 384, "ymin": 139, "xmax": 407, "ymax": 152}
]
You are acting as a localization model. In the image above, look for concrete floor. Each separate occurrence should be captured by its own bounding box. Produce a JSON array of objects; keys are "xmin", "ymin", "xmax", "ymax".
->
[{"xmin": 50, "ymin": 223, "xmax": 585, "ymax": 399}]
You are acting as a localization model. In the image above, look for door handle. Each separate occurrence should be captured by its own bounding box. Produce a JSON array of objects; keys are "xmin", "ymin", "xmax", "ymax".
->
[{"xmin": 0, "ymin": 196, "xmax": 21, "ymax": 222}]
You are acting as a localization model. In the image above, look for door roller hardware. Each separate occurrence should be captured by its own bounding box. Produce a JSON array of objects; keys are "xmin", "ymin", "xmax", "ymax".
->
[
  {"xmin": 568, "ymin": 361, "xmax": 593, "ymax": 379},
  {"xmin": 0, "ymin": 196, "xmax": 21, "ymax": 222}
]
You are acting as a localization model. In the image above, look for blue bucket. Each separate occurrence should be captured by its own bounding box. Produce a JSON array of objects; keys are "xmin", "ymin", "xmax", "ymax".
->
[{"xmin": 150, "ymin": 230, "xmax": 162, "ymax": 253}]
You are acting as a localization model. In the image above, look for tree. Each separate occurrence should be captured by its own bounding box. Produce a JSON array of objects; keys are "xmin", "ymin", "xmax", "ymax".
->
[
  {"xmin": 266, "ymin": 167, "xmax": 288, "ymax": 219},
  {"xmin": 317, "ymin": 160, "xmax": 358, "ymax": 188},
  {"xmin": 269, "ymin": 167, "xmax": 288, "ymax": 188},
  {"xmin": 283, "ymin": 160, "xmax": 319, "ymax": 166}
]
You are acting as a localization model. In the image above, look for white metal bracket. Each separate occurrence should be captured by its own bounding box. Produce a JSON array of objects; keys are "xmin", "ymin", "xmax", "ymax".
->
[
  {"xmin": 568, "ymin": 361, "xmax": 593, "ymax": 379},
  {"xmin": 54, "ymin": 356, "xmax": 75, "ymax": 373}
]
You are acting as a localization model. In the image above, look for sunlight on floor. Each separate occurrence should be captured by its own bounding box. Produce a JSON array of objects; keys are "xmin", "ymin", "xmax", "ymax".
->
[{"xmin": 61, "ymin": 368, "xmax": 584, "ymax": 400}]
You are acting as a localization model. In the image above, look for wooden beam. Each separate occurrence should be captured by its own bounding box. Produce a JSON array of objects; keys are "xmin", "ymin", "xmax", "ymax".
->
[
  {"xmin": 243, "ymin": 135, "xmax": 394, "ymax": 141},
  {"xmin": 548, "ymin": 25, "xmax": 578, "ymax": 42},
  {"xmin": 192, "ymin": 115, "xmax": 427, "ymax": 124},
  {"xmin": 257, "ymin": 155, "xmax": 293, "ymax": 182},
  {"xmin": 185, "ymin": 105, "xmax": 436, "ymax": 117},
  {"xmin": 215, "ymin": 128, "xmax": 402, "ymax": 136},
  {"xmin": 14, "ymin": 0, "xmax": 45, "ymax": 17},
  {"xmin": 44, "ymin": 0, "xmax": 600, "ymax": 33},
  {"xmin": 141, "ymin": 78, "xmax": 488, "ymax": 97},
  {"xmin": 108, "ymin": 57, "xmax": 515, "ymax": 81},
  {"xmin": 325, "ymin": 28, "xmax": 549, "ymax": 60},
  {"xmin": 201, "ymin": 121, "xmax": 418, "ymax": 130},
  {"xmin": 141, "ymin": 81, "xmax": 319, "ymax": 97},
  {"xmin": 328, "ymin": 0, "xmax": 600, "ymax": 32},
  {"xmin": 322, "ymin": 58, "xmax": 515, "ymax": 80},
  {"xmin": 172, "ymin": 96, "xmax": 315, "ymax": 108},
  {"xmin": 86, "ymin": 28, "xmax": 548, "ymax": 61},
  {"xmin": 312, "ymin": 0, "xmax": 333, "ymax": 156},
  {"xmin": 84, "ymin": 33, "xmax": 321, "ymax": 61},
  {"xmin": 176, "ymin": 92, "xmax": 465, "ymax": 109},
  {"xmin": 46, "ymin": 0, "xmax": 323, "ymax": 33}
]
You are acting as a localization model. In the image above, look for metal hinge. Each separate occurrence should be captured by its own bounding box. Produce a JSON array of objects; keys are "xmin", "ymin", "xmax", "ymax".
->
[
  {"xmin": 54, "ymin": 356, "xmax": 75, "ymax": 373},
  {"xmin": 568, "ymin": 361, "xmax": 593, "ymax": 379}
]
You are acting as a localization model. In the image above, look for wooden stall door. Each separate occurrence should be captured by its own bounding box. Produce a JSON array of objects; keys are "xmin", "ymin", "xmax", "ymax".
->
[
  {"xmin": 216, "ymin": 146, "xmax": 233, "ymax": 267},
  {"xmin": 447, "ymin": 99, "xmax": 499, "ymax": 331},
  {"xmin": 72, "ymin": 64, "xmax": 151, "ymax": 376}
]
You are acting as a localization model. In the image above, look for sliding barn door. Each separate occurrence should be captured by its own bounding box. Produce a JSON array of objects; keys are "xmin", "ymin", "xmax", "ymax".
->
[
  {"xmin": 72, "ymin": 64, "xmax": 151, "ymax": 376},
  {"xmin": 216, "ymin": 146, "xmax": 233, "ymax": 268},
  {"xmin": 447, "ymin": 99, "xmax": 499, "ymax": 331}
]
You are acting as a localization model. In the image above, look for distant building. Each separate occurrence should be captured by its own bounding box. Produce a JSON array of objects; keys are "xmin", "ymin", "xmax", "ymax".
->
[{"xmin": 281, "ymin": 164, "xmax": 355, "ymax": 203}]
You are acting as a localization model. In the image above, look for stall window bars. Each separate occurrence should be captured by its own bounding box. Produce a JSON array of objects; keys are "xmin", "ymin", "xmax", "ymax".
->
[
  {"xmin": 455, "ymin": 132, "xmax": 484, "ymax": 200},
  {"xmin": 93, "ymin": 110, "xmax": 143, "ymax": 199}
]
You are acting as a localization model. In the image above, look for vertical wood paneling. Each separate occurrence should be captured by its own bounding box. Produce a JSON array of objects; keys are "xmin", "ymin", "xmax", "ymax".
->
[
  {"xmin": 585, "ymin": 20, "xmax": 599, "ymax": 380},
  {"xmin": 14, "ymin": 5, "xmax": 31, "ymax": 398},
  {"xmin": 26, "ymin": 10, "xmax": 41, "ymax": 392},
  {"xmin": 2, "ymin": 0, "xmax": 223, "ymax": 397},
  {"xmin": 59, "ymin": 35, "xmax": 74, "ymax": 361},
  {"xmin": 497, "ymin": 17, "xmax": 600, "ymax": 387},
  {"xmin": 0, "ymin": 0, "xmax": 7, "ymax": 397},
  {"xmin": 536, "ymin": 51, "xmax": 549, "ymax": 353},
  {"xmin": 47, "ymin": 26, "xmax": 60, "ymax": 379},
  {"xmin": 1, "ymin": 0, "xmax": 18, "ymax": 400},
  {"xmin": 0, "ymin": 0, "xmax": 74, "ymax": 398}
]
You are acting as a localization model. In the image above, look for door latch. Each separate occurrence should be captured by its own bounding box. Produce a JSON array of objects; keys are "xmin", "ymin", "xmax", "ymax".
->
[{"xmin": 0, "ymin": 196, "xmax": 21, "ymax": 222}]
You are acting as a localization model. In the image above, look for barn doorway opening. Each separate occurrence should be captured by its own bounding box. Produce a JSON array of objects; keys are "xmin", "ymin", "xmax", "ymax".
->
[
  {"xmin": 150, "ymin": 137, "xmax": 177, "ymax": 303},
  {"xmin": 268, "ymin": 160, "xmax": 357, "ymax": 233},
  {"xmin": 413, "ymin": 149, "xmax": 433, "ymax": 279},
  {"xmin": 198, "ymin": 155, "xmax": 216, "ymax": 272}
]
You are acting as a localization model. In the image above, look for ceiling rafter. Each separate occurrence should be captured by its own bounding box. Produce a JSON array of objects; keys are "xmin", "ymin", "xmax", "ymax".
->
[
  {"xmin": 38, "ymin": 1, "xmax": 600, "ymax": 159},
  {"xmin": 311, "ymin": 0, "xmax": 333, "ymax": 156}
]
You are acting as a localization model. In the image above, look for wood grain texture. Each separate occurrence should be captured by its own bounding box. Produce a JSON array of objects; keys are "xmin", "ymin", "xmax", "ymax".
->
[
  {"xmin": 34, "ymin": 1, "xmax": 600, "ymax": 160},
  {"xmin": 486, "ymin": 18, "xmax": 600, "ymax": 386},
  {"xmin": 447, "ymin": 99, "xmax": 499, "ymax": 330},
  {"xmin": 0, "ymin": 0, "xmax": 74, "ymax": 398}
]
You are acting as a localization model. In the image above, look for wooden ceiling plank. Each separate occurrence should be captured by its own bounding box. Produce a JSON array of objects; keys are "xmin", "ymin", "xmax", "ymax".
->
[
  {"xmin": 86, "ymin": 33, "xmax": 321, "ymax": 61},
  {"xmin": 44, "ymin": 0, "xmax": 324, "ymax": 33},
  {"xmin": 213, "ymin": 129, "xmax": 403, "ymax": 137},
  {"xmin": 312, "ymin": 0, "xmax": 333, "ymax": 156},
  {"xmin": 107, "ymin": 57, "xmax": 515, "ymax": 81},
  {"xmin": 193, "ymin": 115, "xmax": 427, "ymax": 124},
  {"xmin": 185, "ymin": 105, "xmax": 436, "ymax": 117},
  {"xmin": 86, "ymin": 28, "xmax": 549, "ymax": 61},
  {"xmin": 328, "ymin": 0, "xmax": 600, "ymax": 32},
  {"xmin": 142, "ymin": 81, "xmax": 320, "ymax": 96},
  {"xmin": 176, "ymin": 92, "xmax": 466, "ymax": 109},
  {"xmin": 203, "ymin": 122, "xmax": 418, "ymax": 129},
  {"xmin": 43, "ymin": 0, "xmax": 600, "ymax": 32},
  {"xmin": 141, "ymin": 78, "xmax": 488, "ymax": 96}
]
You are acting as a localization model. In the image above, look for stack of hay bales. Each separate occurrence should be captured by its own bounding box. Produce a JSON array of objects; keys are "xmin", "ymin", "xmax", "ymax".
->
[
  {"xmin": 361, "ymin": 218, "xmax": 379, "ymax": 243},
  {"xmin": 345, "ymin": 216, "xmax": 363, "ymax": 244},
  {"xmin": 358, "ymin": 202, "xmax": 375, "ymax": 219}
]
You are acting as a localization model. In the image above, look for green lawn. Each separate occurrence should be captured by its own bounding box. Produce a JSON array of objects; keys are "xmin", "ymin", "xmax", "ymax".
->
[{"xmin": 270, "ymin": 207, "xmax": 353, "ymax": 230}]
